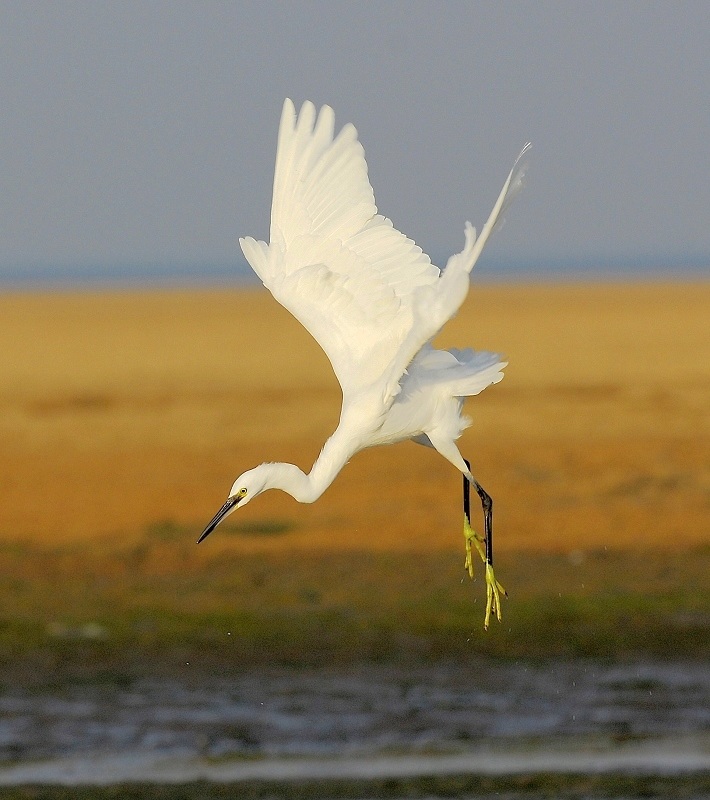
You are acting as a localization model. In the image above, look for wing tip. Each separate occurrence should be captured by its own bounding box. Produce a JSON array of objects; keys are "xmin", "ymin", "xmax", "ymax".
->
[
  {"xmin": 280, "ymin": 98, "xmax": 296, "ymax": 130},
  {"xmin": 240, "ymin": 236, "xmax": 270, "ymax": 282},
  {"xmin": 518, "ymin": 141, "xmax": 533, "ymax": 161},
  {"xmin": 463, "ymin": 221, "xmax": 477, "ymax": 256},
  {"xmin": 283, "ymin": 98, "xmax": 338, "ymax": 137}
]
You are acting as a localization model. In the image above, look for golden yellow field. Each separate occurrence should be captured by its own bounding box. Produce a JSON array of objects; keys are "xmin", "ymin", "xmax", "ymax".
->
[{"xmin": 1, "ymin": 280, "xmax": 708, "ymax": 558}]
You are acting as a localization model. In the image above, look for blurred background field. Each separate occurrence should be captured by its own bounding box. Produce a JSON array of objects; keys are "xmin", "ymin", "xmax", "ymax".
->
[
  {"xmin": 0, "ymin": 282, "xmax": 709, "ymax": 798},
  {"xmin": 0, "ymin": 282, "xmax": 708, "ymax": 686}
]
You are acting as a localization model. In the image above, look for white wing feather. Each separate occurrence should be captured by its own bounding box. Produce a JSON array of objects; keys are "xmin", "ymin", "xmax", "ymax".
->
[{"xmin": 240, "ymin": 99, "xmax": 528, "ymax": 404}]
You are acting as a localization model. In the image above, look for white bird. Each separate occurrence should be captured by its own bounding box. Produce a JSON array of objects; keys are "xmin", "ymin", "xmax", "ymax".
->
[{"xmin": 199, "ymin": 99, "xmax": 529, "ymax": 628}]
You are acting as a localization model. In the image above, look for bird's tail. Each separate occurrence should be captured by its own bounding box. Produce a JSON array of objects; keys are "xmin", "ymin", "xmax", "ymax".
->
[
  {"xmin": 445, "ymin": 349, "xmax": 507, "ymax": 397},
  {"xmin": 412, "ymin": 347, "xmax": 506, "ymax": 398}
]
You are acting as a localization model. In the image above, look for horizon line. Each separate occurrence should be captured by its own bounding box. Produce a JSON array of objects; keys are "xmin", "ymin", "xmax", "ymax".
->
[{"xmin": 0, "ymin": 254, "xmax": 707, "ymax": 292}]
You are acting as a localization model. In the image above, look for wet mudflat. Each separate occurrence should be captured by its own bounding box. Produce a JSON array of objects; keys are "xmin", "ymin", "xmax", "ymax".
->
[
  {"xmin": 0, "ymin": 659, "xmax": 708, "ymax": 794},
  {"xmin": 2, "ymin": 659, "xmax": 709, "ymax": 763}
]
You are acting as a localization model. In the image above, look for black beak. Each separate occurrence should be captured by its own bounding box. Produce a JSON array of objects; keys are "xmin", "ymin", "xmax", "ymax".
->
[{"xmin": 197, "ymin": 496, "xmax": 239, "ymax": 543}]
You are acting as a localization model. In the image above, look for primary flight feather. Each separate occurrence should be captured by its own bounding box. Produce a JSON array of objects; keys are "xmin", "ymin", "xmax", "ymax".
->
[{"xmin": 201, "ymin": 98, "xmax": 530, "ymax": 628}]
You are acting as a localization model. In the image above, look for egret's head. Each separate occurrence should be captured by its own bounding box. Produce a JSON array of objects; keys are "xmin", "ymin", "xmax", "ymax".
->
[{"xmin": 197, "ymin": 465, "xmax": 271, "ymax": 543}]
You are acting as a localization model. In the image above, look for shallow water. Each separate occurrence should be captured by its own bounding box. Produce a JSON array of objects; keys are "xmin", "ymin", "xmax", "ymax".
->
[
  {"xmin": 1, "ymin": 658, "xmax": 708, "ymax": 768},
  {"xmin": 0, "ymin": 661, "xmax": 710, "ymax": 783}
]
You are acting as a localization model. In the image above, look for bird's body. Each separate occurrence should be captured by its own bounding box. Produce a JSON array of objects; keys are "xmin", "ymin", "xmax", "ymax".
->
[{"xmin": 200, "ymin": 99, "xmax": 529, "ymax": 627}]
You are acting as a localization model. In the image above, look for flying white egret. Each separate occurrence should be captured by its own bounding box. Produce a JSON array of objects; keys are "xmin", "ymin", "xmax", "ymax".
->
[{"xmin": 199, "ymin": 99, "xmax": 529, "ymax": 628}]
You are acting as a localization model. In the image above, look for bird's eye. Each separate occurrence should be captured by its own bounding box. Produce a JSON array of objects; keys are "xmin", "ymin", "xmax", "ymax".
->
[{"xmin": 238, "ymin": 488, "xmax": 248, "ymax": 498}]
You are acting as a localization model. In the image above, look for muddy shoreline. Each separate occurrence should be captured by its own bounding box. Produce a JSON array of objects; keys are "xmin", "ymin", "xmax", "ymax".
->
[{"xmin": 1, "ymin": 659, "xmax": 708, "ymax": 787}]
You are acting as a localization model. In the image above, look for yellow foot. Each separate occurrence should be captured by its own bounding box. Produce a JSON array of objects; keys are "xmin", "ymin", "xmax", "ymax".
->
[
  {"xmin": 463, "ymin": 514, "xmax": 486, "ymax": 578},
  {"xmin": 484, "ymin": 562, "xmax": 507, "ymax": 630},
  {"xmin": 464, "ymin": 514, "xmax": 507, "ymax": 628}
]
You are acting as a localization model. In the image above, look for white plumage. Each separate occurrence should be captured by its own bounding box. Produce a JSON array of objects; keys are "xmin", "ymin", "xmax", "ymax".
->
[{"xmin": 201, "ymin": 99, "xmax": 530, "ymax": 628}]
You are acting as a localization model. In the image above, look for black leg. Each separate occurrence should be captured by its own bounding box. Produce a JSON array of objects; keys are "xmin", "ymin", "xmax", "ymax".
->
[
  {"xmin": 463, "ymin": 460, "xmax": 471, "ymax": 527},
  {"xmin": 464, "ymin": 459, "xmax": 493, "ymax": 566}
]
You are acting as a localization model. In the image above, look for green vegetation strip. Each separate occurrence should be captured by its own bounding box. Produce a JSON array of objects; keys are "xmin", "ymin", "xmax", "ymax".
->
[{"xmin": 0, "ymin": 525, "xmax": 708, "ymax": 687}]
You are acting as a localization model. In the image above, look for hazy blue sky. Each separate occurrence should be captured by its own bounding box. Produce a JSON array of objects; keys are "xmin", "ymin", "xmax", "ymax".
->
[{"xmin": 1, "ymin": 1, "xmax": 709, "ymax": 282}]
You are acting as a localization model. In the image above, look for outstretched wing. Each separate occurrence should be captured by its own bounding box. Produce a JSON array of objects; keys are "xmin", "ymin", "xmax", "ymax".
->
[{"xmin": 240, "ymin": 99, "xmax": 528, "ymax": 404}]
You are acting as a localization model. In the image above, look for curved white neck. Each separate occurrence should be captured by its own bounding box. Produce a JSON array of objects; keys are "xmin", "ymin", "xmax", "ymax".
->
[{"xmin": 267, "ymin": 428, "xmax": 356, "ymax": 503}]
